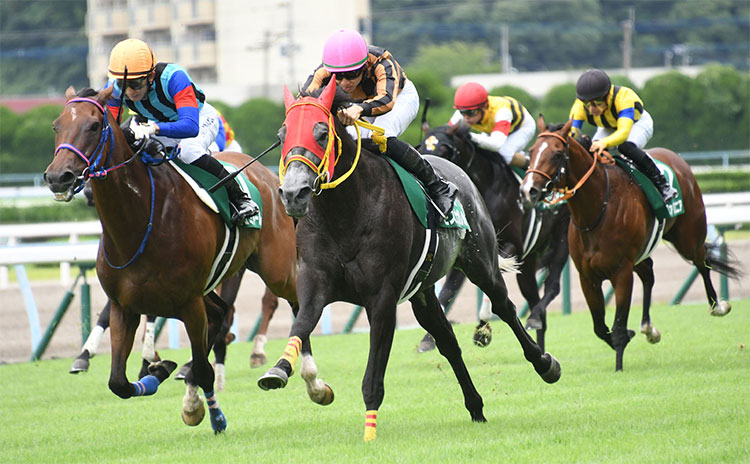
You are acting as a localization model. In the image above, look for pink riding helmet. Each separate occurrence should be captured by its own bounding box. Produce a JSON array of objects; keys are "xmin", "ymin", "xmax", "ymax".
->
[{"xmin": 322, "ymin": 29, "xmax": 368, "ymax": 72}]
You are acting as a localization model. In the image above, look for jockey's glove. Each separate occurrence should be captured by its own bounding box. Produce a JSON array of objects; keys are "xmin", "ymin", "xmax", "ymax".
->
[{"xmin": 130, "ymin": 119, "xmax": 158, "ymax": 140}]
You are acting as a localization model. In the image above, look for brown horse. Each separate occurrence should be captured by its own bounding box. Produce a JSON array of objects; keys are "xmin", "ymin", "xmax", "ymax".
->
[
  {"xmin": 520, "ymin": 116, "xmax": 741, "ymax": 371},
  {"xmin": 44, "ymin": 86, "xmax": 298, "ymax": 433}
]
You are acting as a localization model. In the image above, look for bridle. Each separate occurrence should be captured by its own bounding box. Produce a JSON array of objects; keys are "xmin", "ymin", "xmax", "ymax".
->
[
  {"xmin": 53, "ymin": 96, "xmax": 156, "ymax": 269},
  {"xmin": 529, "ymin": 131, "xmax": 613, "ymax": 231}
]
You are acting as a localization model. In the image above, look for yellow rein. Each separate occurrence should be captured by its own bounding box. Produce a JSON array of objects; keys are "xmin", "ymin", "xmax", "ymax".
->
[
  {"xmin": 279, "ymin": 101, "xmax": 387, "ymax": 190},
  {"xmin": 531, "ymin": 131, "xmax": 613, "ymax": 205}
]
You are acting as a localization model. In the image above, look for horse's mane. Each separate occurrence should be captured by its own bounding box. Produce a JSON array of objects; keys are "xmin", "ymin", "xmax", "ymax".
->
[
  {"xmin": 77, "ymin": 88, "xmax": 98, "ymax": 98},
  {"xmin": 546, "ymin": 122, "xmax": 591, "ymax": 150},
  {"xmin": 299, "ymin": 85, "xmax": 355, "ymax": 114}
]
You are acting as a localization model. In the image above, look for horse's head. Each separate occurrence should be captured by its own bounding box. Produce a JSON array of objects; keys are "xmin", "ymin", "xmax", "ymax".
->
[
  {"xmin": 277, "ymin": 78, "xmax": 352, "ymax": 218},
  {"xmin": 418, "ymin": 124, "xmax": 466, "ymax": 165},
  {"xmin": 44, "ymin": 86, "xmax": 116, "ymax": 201},
  {"xmin": 520, "ymin": 115, "xmax": 572, "ymax": 209}
]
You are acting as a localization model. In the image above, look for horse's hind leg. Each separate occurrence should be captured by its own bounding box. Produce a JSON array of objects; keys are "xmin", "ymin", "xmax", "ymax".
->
[
  {"xmin": 418, "ymin": 270, "xmax": 466, "ymax": 353},
  {"xmin": 469, "ymin": 264, "xmax": 560, "ymax": 383},
  {"xmin": 251, "ymin": 287, "xmax": 279, "ymax": 368},
  {"xmin": 411, "ymin": 289, "xmax": 485, "ymax": 423},
  {"xmin": 634, "ymin": 258, "xmax": 661, "ymax": 344}
]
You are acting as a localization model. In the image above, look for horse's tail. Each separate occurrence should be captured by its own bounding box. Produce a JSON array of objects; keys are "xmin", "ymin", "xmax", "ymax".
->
[
  {"xmin": 705, "ymin": 243, "xmax": 744, "ymax": 280},
  {"xmin": 497, "ymin": 253, "xmax": 520, "ymax": 275}
]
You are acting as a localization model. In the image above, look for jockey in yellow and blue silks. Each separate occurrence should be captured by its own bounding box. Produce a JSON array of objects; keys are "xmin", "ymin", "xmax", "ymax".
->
[
  {"xmin": 302, "ymin": 28, "xmax": 456, "ymax": 218},
  {"xmin": 105, "ymin": 38, "xmax": 257, "ymax": 223},
  {"xmin": 569, "ymin": 68, "xmax": 677, "ymax": 202},
  {"xmin": 450, "ymin": 82, "xmax": 534, "ymax": 169}
]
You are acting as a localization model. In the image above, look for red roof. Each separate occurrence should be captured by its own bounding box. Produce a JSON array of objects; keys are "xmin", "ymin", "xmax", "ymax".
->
[{"xmin": 0, "ymin": 96, "xmax": 67, "ymax": 113}]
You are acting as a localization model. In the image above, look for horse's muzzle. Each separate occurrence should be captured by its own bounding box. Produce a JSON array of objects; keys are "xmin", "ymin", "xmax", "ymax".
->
[{"xmin": 44, "ymin": 169, "xmax": 79, "ymax": 202}]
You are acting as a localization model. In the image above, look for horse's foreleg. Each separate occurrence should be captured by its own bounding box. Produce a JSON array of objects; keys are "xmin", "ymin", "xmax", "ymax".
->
[
  {"xmin": 70, "ymin": 300, "xmax": 111, "ymax": 374},
  {"xmin": 411, "ymin": 289, "xmax": 485, "ymax": 425},
  {"xmin": 251, "ymin": 287, "xmax": 279, "ymax": 368},
  {"xmin": 580, "ymin": 275, "xmax": 612, "ymax": 348},
  {"xmin": 360, "ymin": 298, "xmax": 398, "ymax": 442},
  {"xmin": 517, "ymin": 258, "xmax": 542, "ymax": 329},
  {"xmin": 107, "ymin": 303, "xmax": 142, "ymax": 398},
  {"xmin": 259, "ymin": 287, "xmax": 326, "ymax": 393},
  {"xmin": 610, "ymin": 269, "xmax": 637, "ymax": 372},
  {"xmin": 634, "ymin": 258, "xmax": 660, "ymax": 343},
  {"xmin": 300, "ymin": 335, "xmax": 334, "ymax": 406}
]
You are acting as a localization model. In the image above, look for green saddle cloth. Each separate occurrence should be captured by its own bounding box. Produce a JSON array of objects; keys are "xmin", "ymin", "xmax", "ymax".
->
[
  {"xmin": 614, "ymin": 157, "xmax": 684, "ymax": 220},
  {"xmin": 384, "ymin": 157, "xmax": 470, "ymax": 231},
  {"xmin": 173, "ymin": 159, "xmax": 263, "ymax": 229}
]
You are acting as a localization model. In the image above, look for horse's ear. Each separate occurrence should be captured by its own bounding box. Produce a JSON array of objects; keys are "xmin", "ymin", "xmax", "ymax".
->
[
  {"xmin": 561, "ymin": 118, "xmax": 573, "ymax": 136},
  {"xmin": 96, "ymin": 86, "xmax": 114, "ymax": 106},
  {"xmin": 283, "ymin": 85, "xmax": 296, "ymax": 110},
  {"xmin": 319, "ymin": 78, "xmax": 336, "ymax": 109},
  {"xmin": 536, "ymin": 114, "xmax": 546, "ymax": 133},
  {"xmin": 65, "ymin": 86, "xmax": 77, "ymax": 100}
]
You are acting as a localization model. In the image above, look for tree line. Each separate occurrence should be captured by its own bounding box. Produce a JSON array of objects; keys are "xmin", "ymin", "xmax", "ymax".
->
[{"xmin": 2, "ymin": 64, "xmax": 746, "ymax": 176}]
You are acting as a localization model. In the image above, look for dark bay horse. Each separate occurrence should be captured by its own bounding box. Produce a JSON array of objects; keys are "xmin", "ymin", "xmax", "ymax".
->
[
  {"xmin": 44, "ymin": 86, "xmax": 298, "ymax": 433},
  {"xmin": 257, "ymin": 79, "xmax": 560, "ymax": 441},
  {"xmin": 520, "ymin": 116, "xmax": 741, "ymax": 371},
  {"xmin": 419, "ymin": 123, "xmax": 570, "ymax": 352}
]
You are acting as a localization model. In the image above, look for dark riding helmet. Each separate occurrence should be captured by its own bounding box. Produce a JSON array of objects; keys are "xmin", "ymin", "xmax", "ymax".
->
[{"xmin": 576, "ymin": 69, "xmax": 611, "ymax": 101}]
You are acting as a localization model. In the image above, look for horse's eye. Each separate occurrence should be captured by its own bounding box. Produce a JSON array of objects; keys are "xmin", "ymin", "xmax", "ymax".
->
[
  {"xmin": 277, "ymin": 125, "xmax": 287, "ymax": 142},
  {"xmin": 88, "ymin": 121, "xmax": 100, "ymax": 132},
  {"xmin": 52, "ymin": 124, "xmax": 59, "ymax": 133}
]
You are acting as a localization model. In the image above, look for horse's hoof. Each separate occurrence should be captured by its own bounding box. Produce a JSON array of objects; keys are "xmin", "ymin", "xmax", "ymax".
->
[
  {"xmin": 471, "ymin": 411, "xmax": 487, "ymax": 423},
  {"xmin": 209, "ymin": 407, "xmax": 227, "ymax": 434},
  {"xmin": 307, "ymin": 382, "xmax": 335, "ymax": 406},
  {"xmin": 148, "ymin": 360, "xmax": 178, "ymax": 383},
  {"xmin": 258, "ymin": 367, "xmax": 289, "ymax": 391},
  {"xmin": 711, "ymin": 301, "xmax": 732, "ymax": 317},
  {"xmin": 640, "ymin": 324, "xmax": 661, "ymax": 344},
  {"xmin": 69, "ymin": 351, "xmax": 90, "ymax": 374},
  {"xmin": 525, "ymin": 315, "xmax": 542, "ymax": 330},
  {"xmin": 540, "ymin": 353, "xmax": 561, "ymax": 384},
  {"xmin": 182, "ymin": 400, "xmax": 205, "ymax": 426},
  {"xmin": 174, "ymin": 363, "xmax": 191, "ymax": 381},
  {"xmin": 417, "ymin": 333, "xmax": 436, "ymax": 353},
  {"xmin": 250, "ymin": 352, "xmax": 267, "ymax": 368},
  {"xmin": 473, "ymin": 322, "xmax": 492, "ymax": 347}
]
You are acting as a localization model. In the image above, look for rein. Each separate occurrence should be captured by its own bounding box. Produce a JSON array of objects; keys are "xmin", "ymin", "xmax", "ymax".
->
[{"xmin": 54, "ymin": 96, "xmax": 155, "ymax": 269}]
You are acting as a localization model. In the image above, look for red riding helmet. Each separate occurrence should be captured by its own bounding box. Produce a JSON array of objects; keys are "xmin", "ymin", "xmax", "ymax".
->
[{"xmin": 454, "ymin": 82, "xmax": 489, "ymax": 110}]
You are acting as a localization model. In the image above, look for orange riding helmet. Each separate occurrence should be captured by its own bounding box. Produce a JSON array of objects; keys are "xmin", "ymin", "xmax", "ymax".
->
[{"xmin": 108, "ymin": 39, "xmax": 156, "ymax": 79}]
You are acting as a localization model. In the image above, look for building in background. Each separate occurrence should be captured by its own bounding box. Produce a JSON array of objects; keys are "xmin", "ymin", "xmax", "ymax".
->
[{"xmin": 86, "ymin": 0, "xmax": 370, "ymax": 104}]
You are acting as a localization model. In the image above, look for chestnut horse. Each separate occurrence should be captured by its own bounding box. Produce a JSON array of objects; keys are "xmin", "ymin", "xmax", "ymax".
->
[
  {"xmin": 45, "ymin": 86, "xmax": 298, "ymax": 433},
  {"xmin": 418, "ymin": 123, "xmax": 570, "ymax": 352},
  {"xmin": 521, "ymin": 116, "xmax": 741, "ymax": 371},
  {"xmin": 257, "ymin": 79, "xmax": 560, "ymax": 441}
]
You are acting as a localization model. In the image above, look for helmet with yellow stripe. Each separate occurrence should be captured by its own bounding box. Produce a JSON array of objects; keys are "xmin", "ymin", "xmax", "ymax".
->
[{"xmin": 108, "ymin": 39, "xmax": 156, "ymax": 79}]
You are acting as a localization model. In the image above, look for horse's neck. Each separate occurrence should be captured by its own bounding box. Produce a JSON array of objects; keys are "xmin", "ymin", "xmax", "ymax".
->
[
  {"xmin": 93, "ymin": 144, "xmax": 155, "ymax": 246},
  {"xmin": 564, "ymin": 141, "xmax": 610, "ymax": 226}
]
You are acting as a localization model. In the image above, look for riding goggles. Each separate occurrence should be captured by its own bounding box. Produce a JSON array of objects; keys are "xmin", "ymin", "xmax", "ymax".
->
[
  {"xmin": 584, "ymin": 98, "xmax": 607, "ymax": 107},
  {"xmin": 334, "ymin": 67, "xmax": 364, "ymax": 81},
  {"xmin": 459, "ymin": 108, "xmax": 482, "ymax": 117},
  {"xmin": 117, "ymin": 76, "xmax": 149, "ymax": 90}
]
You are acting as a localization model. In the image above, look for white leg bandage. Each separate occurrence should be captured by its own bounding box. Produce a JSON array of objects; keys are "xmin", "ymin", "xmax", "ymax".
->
[{"xmin": 81, "ymin": 325, "xmax": 105, "ymax": 356}]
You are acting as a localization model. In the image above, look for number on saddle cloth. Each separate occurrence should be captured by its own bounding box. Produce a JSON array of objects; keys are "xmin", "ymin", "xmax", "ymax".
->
[{"xmin": 614, "ymin": 156, "xmax": 684, "ymax": 219}]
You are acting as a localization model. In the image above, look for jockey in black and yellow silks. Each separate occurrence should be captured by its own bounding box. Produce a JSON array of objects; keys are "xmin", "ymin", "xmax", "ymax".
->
[{"xmin": 569, "ymin": 69, "xmax": 677, "ymax": 202}]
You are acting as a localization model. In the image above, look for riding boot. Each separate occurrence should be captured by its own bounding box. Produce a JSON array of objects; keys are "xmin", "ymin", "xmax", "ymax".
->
[
  {"xmin": 619, "ymin": 142, "xmax": 677, "ymax": 203},
  {"xmin": 191, "ymin": 154, "xmax": 259, "ymax": 224},
  {"xmin": 386, "ymin": 136, "xmax": 458, "ymax": 218}
]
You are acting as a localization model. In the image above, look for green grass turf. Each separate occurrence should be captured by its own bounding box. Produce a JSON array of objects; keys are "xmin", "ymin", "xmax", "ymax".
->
[{"xmin": 0, "ymin": 299, "xmax": 748, "ymax": 463}]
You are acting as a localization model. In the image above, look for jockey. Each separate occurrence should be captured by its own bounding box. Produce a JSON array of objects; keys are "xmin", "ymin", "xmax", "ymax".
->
[
  {"xmin": 569, "ymin": 68, "xmax": 677, "ymax": 202},
  {"xmin": 302, "ymin": 28, "xmax": 457, "ymax": 218},
  {"xmin": 210, "ymin": 110, "xmax": 243, "ymax": 153},
  {"xmin": 105, "ymin": 38, "xmax": 258, "ymax": 224},
  {"xmin": 450, "ymin": 82, "xmax": 534, "ymax": 169}
]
